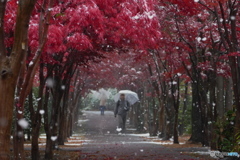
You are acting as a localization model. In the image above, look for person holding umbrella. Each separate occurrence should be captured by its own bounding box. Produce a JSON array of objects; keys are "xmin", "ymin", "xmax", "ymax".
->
[
  {"xmin": 114, "ymin": 94, "xmax": 130, "ymax": 133},
  {"xmin": 94, "ymin": 88, "xmax": 110, "ymax": 115}
]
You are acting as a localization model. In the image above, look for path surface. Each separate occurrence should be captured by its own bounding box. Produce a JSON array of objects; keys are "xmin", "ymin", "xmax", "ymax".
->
[{"xmin": 78, "ymin": 111, "xmax": 209, "ymax": 160}]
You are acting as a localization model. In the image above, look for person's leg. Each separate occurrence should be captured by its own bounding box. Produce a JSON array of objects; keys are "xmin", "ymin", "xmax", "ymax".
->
[
  {"xmin": 100, "ymin": 106, "xmax": 103, "ymax": 115},
  {"xmin": 122, "ymin": 114, "xmax": 127, "ymax": 132},
  {"xmin": 118, "ymin": 115, "xmax": 123, "ymax": 131}
]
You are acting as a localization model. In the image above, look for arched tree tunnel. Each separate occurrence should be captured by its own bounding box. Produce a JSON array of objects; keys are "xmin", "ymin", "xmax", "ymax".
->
[{"xmin": 0, "ymin": 0, "xmax": 239, "ymax": 159}]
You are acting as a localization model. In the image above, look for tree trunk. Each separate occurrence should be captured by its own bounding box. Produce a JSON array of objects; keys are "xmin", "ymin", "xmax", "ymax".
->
[
  {"xmin": 72, "ymin": 97, "xmax": 81, "ymax": 132},
  {"xmin": 200, "ymin": 89, "xmax": 209, "ymax": 146},
  {"xmin": 158, "ymin": 85, "xmax": 167, "ymax": 138},
  {"xmin": 0, "ymin": 0, "xmax": 36, "ymax": 159},
  {"xmin": 158, "ymin": 100, "xmax": 165, "ymax": 138},
  {"xmin": 189, "ymin": 81, "xmax": 202, "ymax": 143},
  {"xmin": 143, "ymin": 100, "xmax": 149, "ymax": 133},
  {"xmin": 140, "ymin": 87, "xmax": 147, "ymax": 132},
  {"xmin": 225, "ymin": 77, "xmax": 233, "ymax": 111},
  {"xmin": 173, "ymin": 109, "xmax": 179, "ymax": 144},
  {"xmin": 13, "ymin": 50, "xmax": 26, "ymax": 160},
  {"xmin": 229, "ymin": 56, "xmax": 240, "ymax": 134},
  {"xmin": 0, "ymin": 78, "xmax": 15, "ymax": 159},
  {"xmin": 68, "ymin": 114, "xmax": 72, "ymax": 137},
  {"xmin": 129, "ymin": 106, "xmax": 134, "ymax": 126},
  {"xmin": 173, "ymin": 79, "xmax": 180, "ymax": 144},
  {"xmin": 216, "ymin": 76, "xmax": 224, "ymax": 119},
  {"xmin": 13, "ymin": 106, "xmax": 25, "ymax": 160},
  {"xmin": 136, "ymin": 103, "xmax": 143, "ymax": 132},
  {"xmin": 152, "ymin": 98, "xmax": 158, "ymax": 136},
  {"xmin": 43, "ymin": 86, "xmax": 51, "ymax": 159},
  {"xmin": 58, "ymin": 64, "xmax": 75, "ymax": 145},
  {"xmin": 31, "ymin": 127, "xmax": 40, "ymax": 160},
  {"xmin": 43, "ymin": 65, "xmax": 52, "ymax": 159},
  {"xmin": 45, "ymin": 134, "xmax": 53, "ymax": 159},
  {"xmin": 58, "ymin": 84, "xmax": 70, "ymax": 145},
  {"xmin": 67, "ymin": 114, "xmax": 71, "ymax": 137},
  {"xmin": 29, "ymin": 64, "xmax": 45, "ymax": 160},
  {"xmin": 179, "ymin": 83, "xmax": 189, "ymax": 136},
  {"xmin": 163, "ymin": 97, "xmax": 174, "ymax": 140},
  {"xmin": 58, "ymin": 114, "xmax": 68, "ymax": 145},
  {"xmin": 45, "ymin": 67, "xmax": 64, "ymax": 159},
  {"xmin": 133, "ymin": 104, "xmax": 138, "ymax": 128},
  {"xmin": 209, "ymin": 81, "xmax": 217, "ymax": 150},
  {"xmin": 216, "ymin": 1, "xmax": 240, "ymax": 134}
]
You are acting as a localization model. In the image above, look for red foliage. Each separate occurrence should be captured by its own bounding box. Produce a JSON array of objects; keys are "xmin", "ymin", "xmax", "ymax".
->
[{"xmin": 4, "ymin": 0, "xmax": 18, "ymax": 48}]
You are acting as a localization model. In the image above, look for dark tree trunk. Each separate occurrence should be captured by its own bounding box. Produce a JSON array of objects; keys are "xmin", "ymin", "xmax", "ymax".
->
[
  {"xmin": 149, "ymin": 97, "xmax": 158, "ymax": 136},
  {"xmin": 13, "ymin": 117, "xmax": 25, "ymax": 160},
  {"xmin": 216, "ymin": 76, "xmax": 224, "ymax": 119},
  {"xmin": 152, "ymin": 98, "xmax": 158, "ymax": 136},
  {"xmin": 216, "ymin": 0, "xmax": 240, "ymax": 135},
  {"xmin": 0, "ymin": 0, "xmax": 36, "ymax": 159},
  {"xmin": 0, "ymin": 77, "xmax": 15, "ymax": 160},
  {"xmin": 225, "ymin": 77, "xmax": 233, "ymax": 111},
  {"xmin": 173, "ymin": 78, "xmax": 180, "ymax": 144},
  {"xmin": 189, "ymin": 81, "xmax": 202, "ymax": 143},
  {"xmin": 43, "ymin": 65, "xmax": 52, "ymax": 159},
  {"xmin": 200, "ymin": 89, "xmax": 209, "ymax": 146},
  {"xmin": 173, "ymin": 110, "xmax": 179, "ymax": 144},
  {"xmin": 68, "ymin": 114, "xmax": 73, "ymax": 137},
  {"xmin": 163, "ymin": 97, "xmax": 174, "ymax": 140},
  {"xmin": 45, "ymin": 62, "xmax": 71, "ymax": 159},
  {"xmin": 45, "ymin": 86, "xmax": 63, "ymax": 159},
  {"xmin": 45, "ymin": 134, "xmax": 53, "ymax": 159},
  {"xmin": 58, "ymin": 83, "xmax": 70, "ymax": 145},
  {"xmin": 158, "ymin": 83, "xmax": 168, "ymax": 138},
  {"xmin": 158, "ymin": 99, "xmax": 165, "ymax": 138},
  {"xmin": 31, "ymin": 127, "xmax": 40, "ymax": 160},
  {"xmin": 129, "ymin": 106, "xmax": 134, "ymax": 126},
  {"xmin": 209, "ymin": 81, "xmax": 217, "ymax": 150},
  {"xmin": 29, "ymin": 63, "xmax": 46, "ymax": 160},
  {"xmin": 136, "ymin": 103, "xmax": 144, "ymax": 132},
  {"xmin": 229, "ymin": 56, "xmax": 240, "ymax": 134},
  {"xmin": 179, "ymin": 83, "xmax": 189, "ymax": 136}
]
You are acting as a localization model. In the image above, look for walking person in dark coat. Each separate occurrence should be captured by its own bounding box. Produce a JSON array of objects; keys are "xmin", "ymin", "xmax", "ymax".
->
[{"xmin": 114, "ymin": 94, "xmax": 130, "ymax": 133}]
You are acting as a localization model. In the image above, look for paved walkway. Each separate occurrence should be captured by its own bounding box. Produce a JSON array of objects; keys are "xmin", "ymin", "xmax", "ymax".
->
[{"xmin": 78, "ymin": 111, "xmax": 210, "ymax": 160}]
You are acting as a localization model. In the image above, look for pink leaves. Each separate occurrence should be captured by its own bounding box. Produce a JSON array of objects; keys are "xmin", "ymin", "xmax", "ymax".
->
[
  {"xmin": 67, "ymin": 33, "xmax": 93, "ymax": 51},
  {"xmin": 45, "ymin": 25, "xmax": 66, "ymax": 54},
  {"xmin": 103, "ymin": 0, "xmax": 161, "ymax": 50},
  {"xmin": 227, "ymin": 52, "xmax": 240, "ymax": 57},
  {"xmin": 197, "ymin": 61, "xmax": 213, "ymax": 72},
  {"xmin": 4, "ymin": 0, "xmax": 18, "ymax": 48},
  {"xmin": 65, "ymin": 1, "xmax": 104, "ymax": 37},
  {"xmin": 28, "ymin": 19, "xmax": 39, "ymax": 52},
  {"xmin": 167, "ymin": 0, "xmax": 202, "ymax": 16}
]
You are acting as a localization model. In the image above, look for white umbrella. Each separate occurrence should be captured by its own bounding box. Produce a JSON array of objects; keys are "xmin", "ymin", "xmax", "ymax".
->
[
  {"xmin": 91, "ymin": 89, "xmax": 110, "ymax": 100},
  {"xmin": 98, "ymin": 88, "xmax": 110, "ymax": 100},
  {"xmin": 114, "ymin": 90, "xmax": 139, "ymax": 105},
  {"xmin": 91, "ymin": 90, "xmax": 100, "ymax": 99}
]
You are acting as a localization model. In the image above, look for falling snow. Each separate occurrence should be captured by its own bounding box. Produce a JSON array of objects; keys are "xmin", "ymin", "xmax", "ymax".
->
[
  {"xmin": 51, "ymin": 136, "xmax": 58, "ymax": 141},
  {"xmin": 18, "ymin": 119, "xmax": 29, "ymax": 129},
  {"xmin": 46, "ymin": 78, "xmax": 54, "ymax": 88},
  {"xmin": 39, "ymin": 110, "xmax": 45, "ymax": 115}
]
